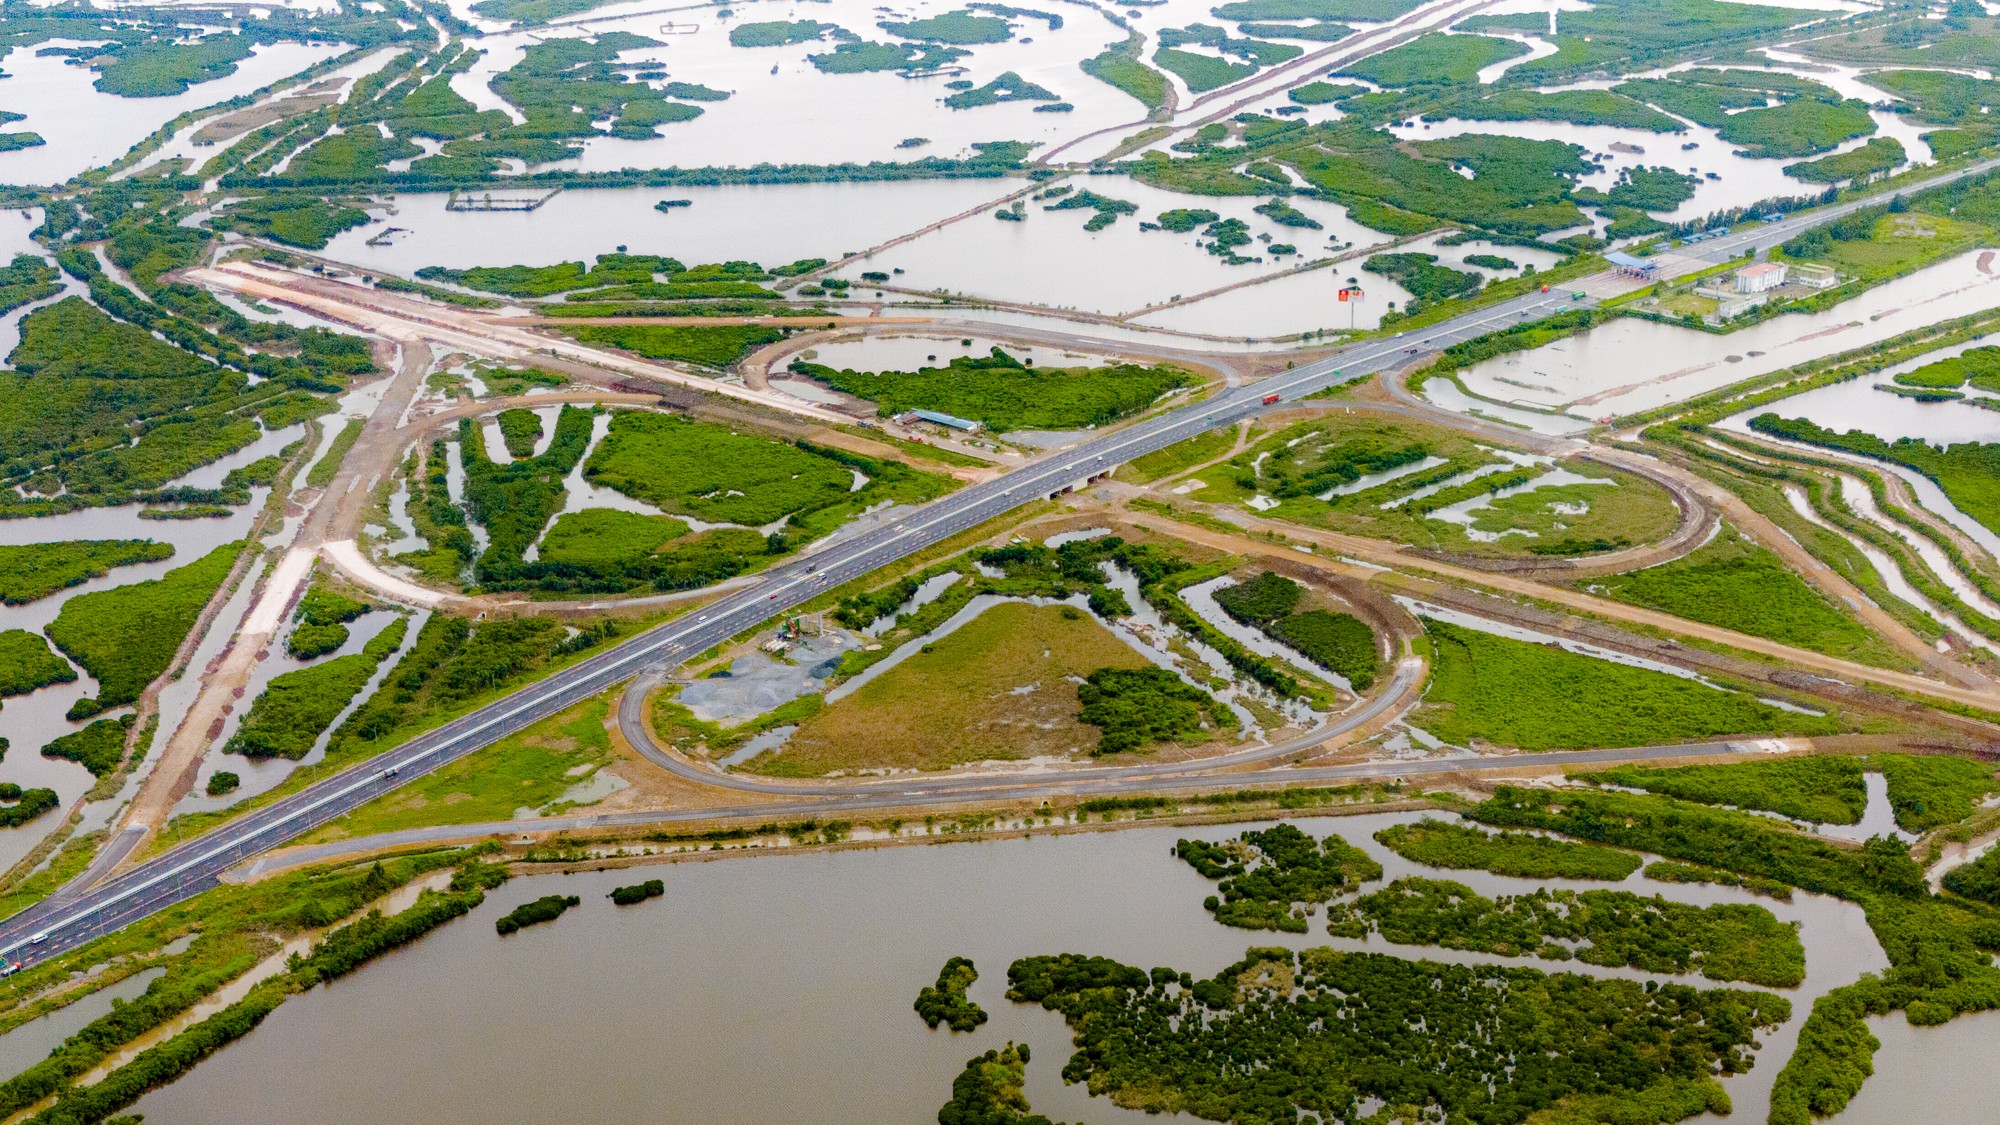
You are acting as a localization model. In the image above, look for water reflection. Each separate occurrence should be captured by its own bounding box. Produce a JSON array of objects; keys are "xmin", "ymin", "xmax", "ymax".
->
[{"xmin": 127, "ymin": 810, "xmax": 1885, "ymax": 1125}]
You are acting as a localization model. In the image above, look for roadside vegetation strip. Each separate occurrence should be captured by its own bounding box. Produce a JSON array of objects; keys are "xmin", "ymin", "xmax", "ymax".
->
[
  {"xmin": 1666, "ymin": 443, "xmax": 1952, "ymax": 645},
  {"xmin": 1351, "ymin": 876, "xmax": 1807, "ymax": 987},
  {"xmin": 1373, "ymin": 820, "xmax": 1641, "ymax": 881},
  {"xmin": 557, "ymin": 322, "xmax": 788, "ymax": 369},
  {"xmin": 0, "ymin": 831, "xmax": 112, "ymax": 924},
  {"xmin": 1005, "ymin": 946, "xmax": 1785, "ymax": 1125},
  {"xmin": 1658, "ymin": 427, "xmax": 2000, "ymax": 645},
  {"xmin": 305, "ymin": 417, "xmax": 365, "ymax": 490},
  {"xmin": 307, "ymin": 692, "xmax": 619, "ymax": 840},
  {"xmin": 1415, "ymin": 617, "xmax": 1851, "ymax": 752},
  {"xmin": 1117, "ymin": 426, "xmax": 1238, "ymax": 484},
  {"xmin": 1580, "ymin": 754, "xmax": 1868, "ymax": 825},
  {"xmin": 1587, "ymin": 524, "xmax": 1909, "ymax": 668},
  {"xmin": 227, "ymin": 618, "xmax": 409, "ymax": 760},
  {"xmin": 44, "ymin": 542, "xmax": 246, "ymax": 720},
  {"xmin": 0, "ymin": 541, "xmax": 175, "ymax": 607},
  {"xmin": 14, "ymin": 855, "xmax": 503, "ymax": 1125},
  {"xmin": 1721, "ymin": 430, "xmax": 2000, "ymax": 629},
  {"xmin": 582, "ymin": 411, "xmax": 860, "ymax": 525},
  {"xmin": 1176, "ymin": 823, "xmax": 1381, "ymax": 933},
  {"xmin": 147, "ymin": 611, "xmax": 640, "ymax": 857}
]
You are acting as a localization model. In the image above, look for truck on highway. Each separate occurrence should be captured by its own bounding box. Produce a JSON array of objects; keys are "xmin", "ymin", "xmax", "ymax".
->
[{"xmin": 1262, "ymin": 393, "xmax": 1281, "ymax": 405}]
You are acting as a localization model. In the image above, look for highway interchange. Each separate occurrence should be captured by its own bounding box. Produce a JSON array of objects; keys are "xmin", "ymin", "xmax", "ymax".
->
[{"xmin": 6, "ymin": 152, "xmax": 2000, "ymax": 964}]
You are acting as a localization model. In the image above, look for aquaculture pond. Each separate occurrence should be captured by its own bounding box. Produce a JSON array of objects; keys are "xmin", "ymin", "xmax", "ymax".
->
[
  {"xmin": 871, "ymin": 178, "xmax": 1390, "ymax": 317},
  {"xmin": 1443, "ymin": 247, "xmax": 2000, "ymax": 420},
  {"xmin": 318, "ymin": 180, "xmax": 1010, "ymax": 276},
  {"xmin": 124, "ymin": 809, "xmax": 1895, "ymax": 1125}
]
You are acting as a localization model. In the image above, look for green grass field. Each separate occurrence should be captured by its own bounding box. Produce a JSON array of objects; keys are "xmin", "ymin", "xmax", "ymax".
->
[
  {"xmin": 556, "ymin": 323, "xmax": 785, "ymax": 369},
  {"xmin": 537, "ymin": 509, "xmax": 692, "ymax": 568},
  {"xmin": 1414, "ymin": 618, "xmax": 1849, "ymax": 751},
  {"xmin": 311, "ymin": 692, "xmax": 618, "ymax": 839},
  {"xmin": 1118, "ymin": 427, "xmax": 1241, "ymax": 483},
  {"xmin": 583, "ymin": 412, "xmax": 858, "ymax": 526},
  {"xmin": 792, "ymin": 349, "xmax": 1194, "ymax": 433},
  {"xmin": 1588, "ymin": 525, "xmax": 1908, "ymax": 667},
  {"xmin": 1788, "ymin": 211, "xmax": 1986, "ymax": 283},
  {"xmin": 1583, "ymin": 755, "xmax": 1867, "ymax": 825}
]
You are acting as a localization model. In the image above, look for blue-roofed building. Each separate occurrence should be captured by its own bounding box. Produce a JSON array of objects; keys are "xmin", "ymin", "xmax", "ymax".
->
[
  {"xmin": 1604, "ymin": 250, "xmax": 1659, "ymax": 279},
  {"xmin": 902, "ymin": 409, "xmax": 983, "ymax": 433}
]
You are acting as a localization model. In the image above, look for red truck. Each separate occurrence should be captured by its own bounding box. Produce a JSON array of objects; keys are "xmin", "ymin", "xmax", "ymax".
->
[{"xmin": 1262, "ymin": 393, "xmax": 1281, "ymax": 405}]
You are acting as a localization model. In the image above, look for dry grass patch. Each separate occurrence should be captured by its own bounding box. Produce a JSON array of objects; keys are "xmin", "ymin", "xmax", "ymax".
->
[{"xmin": 751, "ymin": 601, "xmax": 1154, "ymax": 776}]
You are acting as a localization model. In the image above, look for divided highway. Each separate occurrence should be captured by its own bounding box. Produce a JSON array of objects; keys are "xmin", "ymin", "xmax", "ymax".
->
[
  {"xmin": 0, "ymin": 287, "xmax": 1582, "ymax": 962},
  {"xmin": 11, "ymin": 151, "xmax": 2000, "ymax": 961}
]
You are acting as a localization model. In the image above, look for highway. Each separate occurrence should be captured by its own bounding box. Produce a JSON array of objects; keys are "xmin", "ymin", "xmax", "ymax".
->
[
  {"xmin": 1670, "ymin": 152, "xmax": 2000, "ymax": 264},
  {"xmin": 0, "ymin": 287, "xmax": 1581, "ymax": 963},
  {"xmin": 7, "ymin": 152, "xmax": 2000, "ymax": 962}
]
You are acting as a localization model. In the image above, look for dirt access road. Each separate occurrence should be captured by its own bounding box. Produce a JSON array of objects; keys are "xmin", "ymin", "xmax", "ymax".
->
[{"xmin": 114, "ymin": 337, "xmax": 435, "ymax": 864}]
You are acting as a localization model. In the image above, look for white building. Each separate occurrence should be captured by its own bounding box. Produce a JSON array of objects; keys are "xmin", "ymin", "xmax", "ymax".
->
[
  {"xmin": 1735, "ymin": 262, "xmax": 1789, "ymax": 294},
  {"xmin": 1790, "ymin": 262, "xmax": 1839, "ymax": 289}
]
